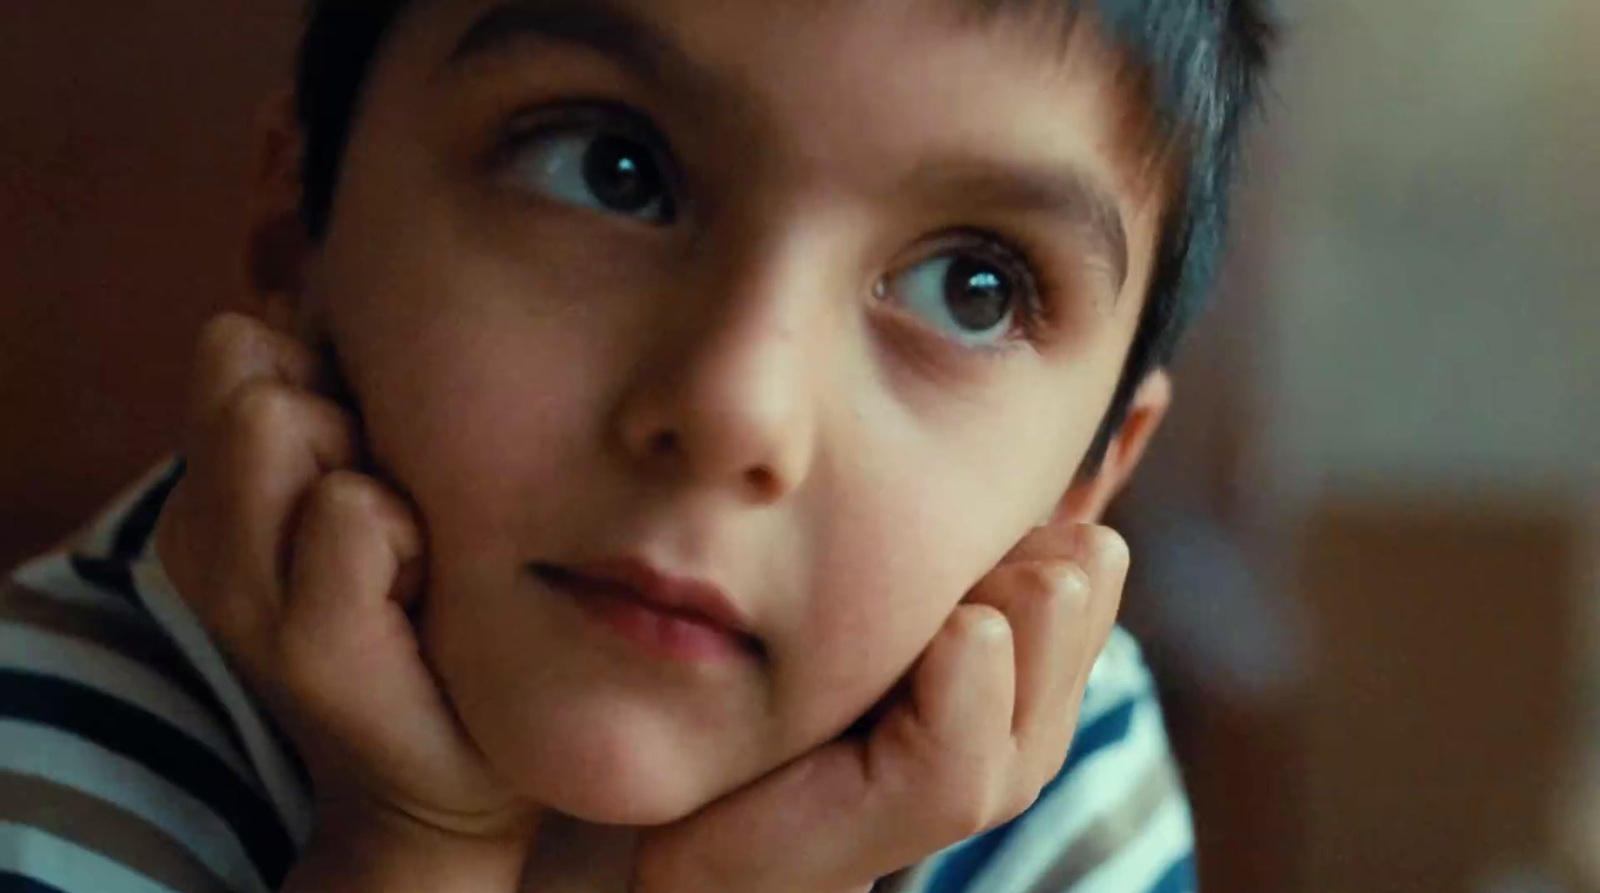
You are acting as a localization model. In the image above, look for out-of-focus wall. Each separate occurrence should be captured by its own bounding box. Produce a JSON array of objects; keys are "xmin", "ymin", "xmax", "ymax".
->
[
  {"xmin": 1125, "ymin": 1, "xmax": 1597, "ymax": 889},
  {"xmin": 0, "ymin": 1, "xmax": 297, "ymax": 567},
  {"xmin": 1263, "ymin": 0, "xmax": 1599, "ymax": 499},
  {"xmin": 1255, "ymin": 0, "xmax": 1599, "ymax": 887}
]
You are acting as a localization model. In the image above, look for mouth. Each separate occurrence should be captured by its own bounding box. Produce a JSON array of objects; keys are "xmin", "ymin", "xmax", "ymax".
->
[{"xmin": 531, "ymin": 559, "xmax": 764, "ymax": 664}]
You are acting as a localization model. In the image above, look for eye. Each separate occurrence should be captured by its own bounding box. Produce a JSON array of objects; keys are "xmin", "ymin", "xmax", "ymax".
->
[
  {"xmin": 876, "ymin": 237, "xmax": 1041, "ymax": 349},
  {"xmin": 498, "ymin": 120, "xmax": 676, "ymax": 225}
]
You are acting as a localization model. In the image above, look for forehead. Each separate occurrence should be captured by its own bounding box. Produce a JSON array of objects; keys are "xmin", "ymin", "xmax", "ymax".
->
[
  {"xmin": 399, "ymin": 0, "xmax": 1091, "ymax": 60},
  {"xmin": 387, "ymin": 0, "xmax": 1147, "ymax": 167}
]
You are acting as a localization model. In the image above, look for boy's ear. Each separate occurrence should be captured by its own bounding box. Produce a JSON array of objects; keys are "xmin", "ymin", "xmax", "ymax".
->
[
  {"xmin": 1050, "ymin": 369, "xmax": 1173, "ymax": 524},
  {"xmin": 244, "ymin": 91, "xmax": 313, "ymax": 334}
]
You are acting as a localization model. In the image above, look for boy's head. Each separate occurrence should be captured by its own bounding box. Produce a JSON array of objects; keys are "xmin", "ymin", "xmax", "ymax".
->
[{"xmin": 247, "ymin": 0, "xmax": 1270, "ymax": 824}]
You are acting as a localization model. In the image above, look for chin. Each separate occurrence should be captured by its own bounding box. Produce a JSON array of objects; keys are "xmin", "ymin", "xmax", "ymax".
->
[
  {"xmin": 472, "ymin": 694, "xmax": 749, "ymax": 827},
  {"xmin": 543, "ymin": 774, "xmax": 710, "ymax": 827}
]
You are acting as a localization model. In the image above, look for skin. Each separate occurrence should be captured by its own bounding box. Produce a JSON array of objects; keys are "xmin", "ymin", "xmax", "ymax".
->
[
  {"xmin": 159, "ymin": 0, "xmax": 1176, "ymax": 888},
  {"xmin": 304, "ymin": 0, "xmax": 1165, "ymax": 822}
]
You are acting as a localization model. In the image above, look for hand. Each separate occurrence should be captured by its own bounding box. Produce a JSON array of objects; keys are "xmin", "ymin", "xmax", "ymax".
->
[
  {"xmin": 155, "ymin": 313, "xmax": 533, "ymax": 850},
  {"xmin": 630, "ymin": 523, "xmax": 1128, "ymax": 893}
]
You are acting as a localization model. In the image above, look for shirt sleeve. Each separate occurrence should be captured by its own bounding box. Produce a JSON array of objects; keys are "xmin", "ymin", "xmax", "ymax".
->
[
  {"xmin": 902, "ymin": 627, "xmax": 1197, "ymax": 893},
  {"xmin": 1, "ymin": 555, "xmax": 293, "ymax": 893}
]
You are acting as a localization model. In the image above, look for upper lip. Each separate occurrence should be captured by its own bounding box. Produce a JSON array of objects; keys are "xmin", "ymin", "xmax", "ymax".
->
[{"xmin": 550, "ymin": 557, "xmax": 755, "ymax": 636}]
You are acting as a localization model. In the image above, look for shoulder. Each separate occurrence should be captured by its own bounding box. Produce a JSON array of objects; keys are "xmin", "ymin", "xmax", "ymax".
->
[
  {"xmin": 0, "ymin": 464, "xmax": 302, "ymax": 893},
  {"xmin": 896, "ymin": 627, "xmax": 1196, "ymax": 893}
]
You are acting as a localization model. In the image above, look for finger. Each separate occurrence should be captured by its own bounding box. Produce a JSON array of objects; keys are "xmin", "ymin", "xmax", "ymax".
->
[
  {"xmin": 904, "ymin": 604, "xmax": 1015, "ymax": 761},
  {"xmin": 188, "ymin": 312, "xmax": 322, "ymax": 434},
  {"xmin": 964, "ymin": 560, "xmax": 1091, "ymax": 742},
  {"xmin": 999, "ymin": 519, "xmax": 1086, "ymax": 565},
  {"xmin": 198, "ymin": 380, "xmax": 361, "ymax": 594},
  {"xmin": 281, "ymin": 473, "xmax": 503, "ymax": 827},
  {"xmin": 1069, "ymin": 525, "xmax": 1130, "ymax": 680},
  {"xmin": 960, "ymin": 525, "xmax": 1128, "ymax": 813},
  {"xmin": 1030, "ymin": 527, "xmax": 1129, "ymax": 795},
  {"xmin": 996, "ymin": 523, "xmax": 1130, "ymax": 688},
  {"xmin": 638, "ymin": 539, "xmax": 1127, "ymax": 893},
  {"xmin": 636, "ymin": 606, "xmax": 1017, "ymax": 893},
  {"xmin": 818, "ymin": 605, "xmax": 1017, "ymax": 875},
  {"xmin": 971, "ymin": 520, "xmax": 1105, "ymax": 750},
  {"xmin": 177, "ymin": 380, "xmax": 360, "ymax": 697},
  {"xmin": 281, "ymin": 473, "xmax": 422, "ymax": 699},
  {"xmin": 166, "ymin": 381, "xmax": 360, "ymax": 687}
]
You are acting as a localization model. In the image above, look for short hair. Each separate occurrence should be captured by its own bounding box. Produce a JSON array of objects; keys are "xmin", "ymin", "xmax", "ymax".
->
[{"xmin": 293, "ymin": 0, "xmax": 1274, "ymax": 473}]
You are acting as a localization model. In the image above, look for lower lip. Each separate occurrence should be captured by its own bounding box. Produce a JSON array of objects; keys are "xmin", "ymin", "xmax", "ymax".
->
[{"xmin": 539, "ymin": 570, "xmax": 752, "ymax": 664}]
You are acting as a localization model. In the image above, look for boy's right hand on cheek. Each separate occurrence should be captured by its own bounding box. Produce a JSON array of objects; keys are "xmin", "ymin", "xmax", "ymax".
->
[
  {"xmin": 633, "ymin": 524, "xmax": 1127, "ymax": 893},
  {"xmin": 156, "ymin": 314, "xmax": 533, "ymax": 886}
]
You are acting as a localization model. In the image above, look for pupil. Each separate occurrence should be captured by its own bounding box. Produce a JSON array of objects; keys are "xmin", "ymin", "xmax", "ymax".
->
[
  {"xmin": 944, "ymin": 256, "xmax": 1012, "ymax": 331},
  {"xmin": 583, "ymin": 135, "xmax": 661, "ymax": 213}
]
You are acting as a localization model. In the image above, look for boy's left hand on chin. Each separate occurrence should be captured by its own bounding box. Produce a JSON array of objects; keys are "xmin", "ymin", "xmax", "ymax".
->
[{"xmin": 630, "ymin": 523, "xmax": 1128, "ymax": 893}]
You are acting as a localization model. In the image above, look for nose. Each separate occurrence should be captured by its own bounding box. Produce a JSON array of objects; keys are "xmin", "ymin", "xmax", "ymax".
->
[{"xmin": 612, "ymin": 249, "xmax": 824, "ymax": 504}]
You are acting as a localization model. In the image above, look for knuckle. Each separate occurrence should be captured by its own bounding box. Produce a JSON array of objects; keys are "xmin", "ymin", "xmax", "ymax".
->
[
  {"xmin": 274, "ymin": 621, "xmax": 335, "ymax": 698},
  {"xmin": 311, "ymin": 471, "xmax": 383, "ymax": 516},
  {"xmin": 1057, "ymin": 563, "xmax": 1092, "ymax": 597},
  {"xmin": 224, "ymin": 380, "xmax": 302, "ymax": 441},
  {"xmin": 1047, "ymin": 563, "xmax": 1093, "ymax": 613},
  {"xmin": 302, "ymin": 471, "xmax": 392, "ymax": 535},
  {"xmin": 1010, "ymin": 562, "xmax": 1058, "ymax": 597},
  {"xmin": 930, "ymin": 759, "xmax": 1007, "ymax": 840},
  {"xmin": 196, "ymin": 312, "xmax": 260, "ymax": 360},
  {"xmin": 1002, "ymin": 768, "xmax": 1048, "ymax": 823}
]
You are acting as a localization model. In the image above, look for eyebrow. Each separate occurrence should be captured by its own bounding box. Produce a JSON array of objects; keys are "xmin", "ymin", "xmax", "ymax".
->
[
  {"xmin": 905, "ymin": 160, "xmax": 1130, "ymax": 295},
  {"xmin": 447, "ymin": 1, "xmax": 1130, "ymax": 297},
  {"xmin": 445, "ymin": 0, "xmax": 717, "ymax": 102}
]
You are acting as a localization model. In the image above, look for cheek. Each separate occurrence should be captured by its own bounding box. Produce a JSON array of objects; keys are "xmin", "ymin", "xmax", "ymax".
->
[
  {"xmin": 773, "ymin": 354, "xmax": 1114, "ymax": 737},
  {"xmin": 312, "ymin": 192, "xmax": 623, "ymax": 562},
  {"xmin": 775, "ymin": 450, "xmax": 1054, "ymax": 737},
  {"xmin": 327, "ymin": 296, "xmax": 590, "ymax": 543}
]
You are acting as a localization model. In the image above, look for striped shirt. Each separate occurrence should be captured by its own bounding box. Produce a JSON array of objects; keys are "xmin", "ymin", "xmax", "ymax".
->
[{"xmin": 0, "ymin": 462, "xmax": 1196, "ymax": 893}]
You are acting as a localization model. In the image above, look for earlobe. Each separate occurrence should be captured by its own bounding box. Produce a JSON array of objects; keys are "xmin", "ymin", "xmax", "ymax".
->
[
  {"xmin": 1046, "ymin": 369, "xmax": 1173, "ymax": 524},
  {"xmin": 243, "ymin": 92, "xmax": 314, "ymax": 331}
]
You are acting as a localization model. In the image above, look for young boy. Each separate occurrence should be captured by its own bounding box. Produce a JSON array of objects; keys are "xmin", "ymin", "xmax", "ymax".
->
[{"xmin": 1, "ymin": 1, "xmax": 1271, "ymax": 891}]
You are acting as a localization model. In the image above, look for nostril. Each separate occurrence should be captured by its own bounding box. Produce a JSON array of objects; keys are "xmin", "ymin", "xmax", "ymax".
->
[{"xmin": 743, "ymin": 465, "xmax": 778, "ymax": 498}]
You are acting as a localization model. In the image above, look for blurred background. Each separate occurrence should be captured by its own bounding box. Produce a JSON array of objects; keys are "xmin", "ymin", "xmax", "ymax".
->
[{"xmin": 1, "ymin": 1, "xmax": 1595, "ymax": 890}]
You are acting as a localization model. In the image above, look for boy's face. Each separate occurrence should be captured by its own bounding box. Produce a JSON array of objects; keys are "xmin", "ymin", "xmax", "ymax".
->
[{"xmin": 287, "ymin": 0, "xmax": 1166, "ymax": 824}]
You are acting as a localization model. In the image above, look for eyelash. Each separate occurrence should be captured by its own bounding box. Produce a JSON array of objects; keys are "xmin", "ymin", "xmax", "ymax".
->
[{"xmin": 486, "ymin": 99, "xmax": 682, "ymax": 198}]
